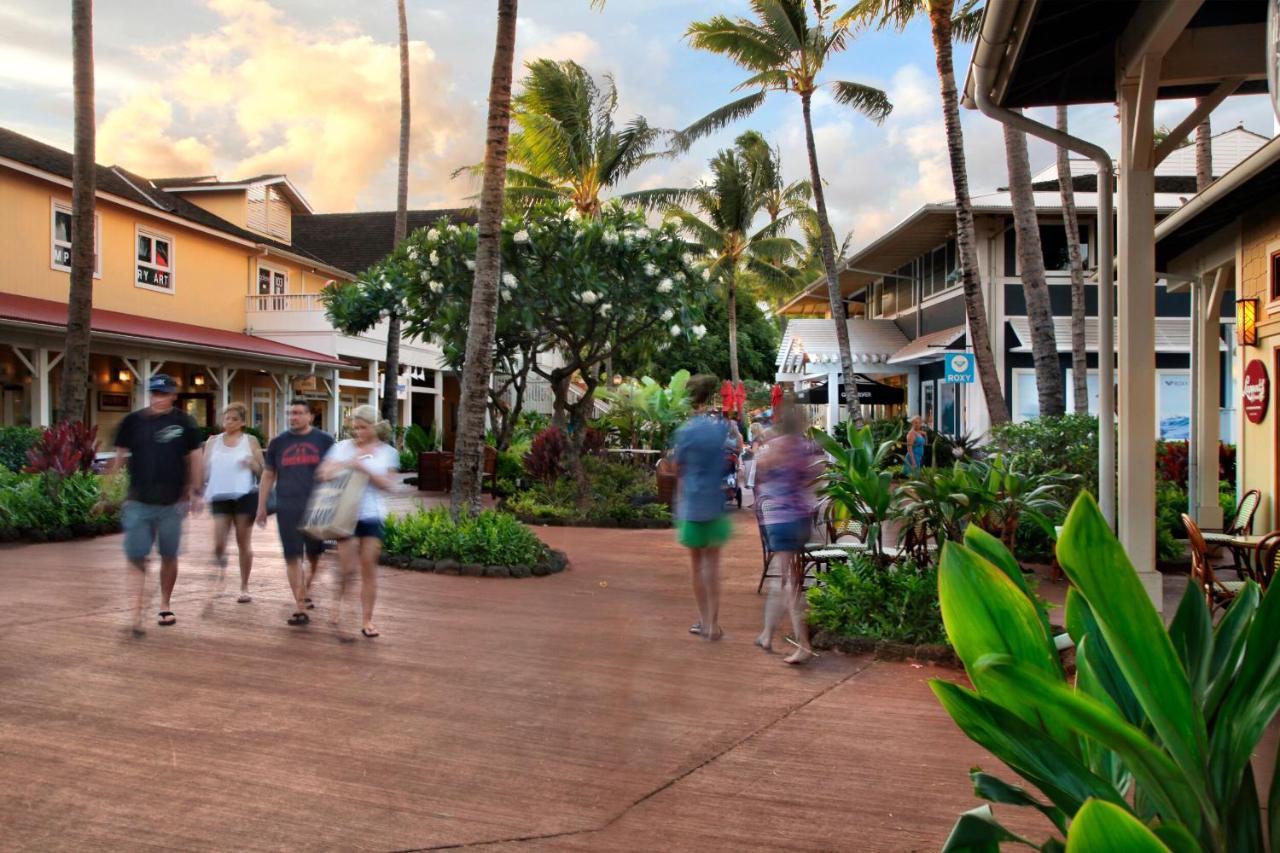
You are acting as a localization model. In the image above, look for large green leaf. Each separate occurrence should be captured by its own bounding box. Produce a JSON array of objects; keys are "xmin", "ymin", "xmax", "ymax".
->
[
  {"xmin": 1202, "ymin": 583, "xmax": 1258, "ymax": 718},
  {"xmin": 973, "ymin": 657, "xmax": 1204, "ymax": 835},
  {"xmin": 970, "ymin": 771, "xmax": 1066, "ymax": 834},
  {"xmin": 938, "ymin": 541, "xmax": 1066, "ymax": 746},
  {"xmin": 1056, "ymin": 494, "xmax": 1208, "ymax": 793},
  {"xmin": 940, "ymin": 805, "xmax": 1038, "ymax": 852},
  {"xmin": 1074, "ymin": 637, "xmax": 1134, "ymax": 793},
  {"xmin": 1064, "ymin": 799, "xmax": 1171, "ymax": 852},
  {"xmin": 1208, "ymin": 580, "xmax": 1280, "ymax": 808},
  {"xmin": 931, "ymin": 679, "xmax": 1125, "ymax": 816},
  {"xmin": 1225, "ymin": 763, "xmax": 1264, "ymax": 853},
  {"xmin": 1168, "ymin": 581, "xmax": 1214, "ymax": 704},
  {"xmin": 1064, "ymin": 590, "xmax": 1143, "ymax": 728}
]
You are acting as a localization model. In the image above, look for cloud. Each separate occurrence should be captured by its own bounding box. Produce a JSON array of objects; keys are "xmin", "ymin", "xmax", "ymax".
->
[{"xmin": 94, "ymin": 0, "xmax": 481, "ymax": 212}]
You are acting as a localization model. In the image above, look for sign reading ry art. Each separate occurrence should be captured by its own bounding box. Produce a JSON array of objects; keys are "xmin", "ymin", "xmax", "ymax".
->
[{"xmin": 1243, "ymin": 358, "xmax": 1270, "ymax": 424}]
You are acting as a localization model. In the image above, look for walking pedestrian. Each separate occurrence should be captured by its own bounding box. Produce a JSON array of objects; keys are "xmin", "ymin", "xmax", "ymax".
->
[
  {"xmin": 316, "ymin": 405, "xmax": 398, "ymax": 639},
  {"xmin": 257, "ymin": 399, "xmax": 335, "ymax": 626},
  {"xmin": 674, "ymin": 375, "xmax": 732, "ymax": 641},
  {"xmin": 754, "ymin": 405, "xmax": 824, "ymax": 665},
  {"xmin": 107, "ymin": 373, "xmax": 204, "ymax": 635},
  {"xmin": 203, "ymin": 402, "xmax": 262, "ymax": 603}
]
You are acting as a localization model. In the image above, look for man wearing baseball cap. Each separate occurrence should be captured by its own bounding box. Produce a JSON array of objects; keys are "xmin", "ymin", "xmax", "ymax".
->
[{"xmin": 106, "ymin": 373, "xmax": 204, "ymax": 635}]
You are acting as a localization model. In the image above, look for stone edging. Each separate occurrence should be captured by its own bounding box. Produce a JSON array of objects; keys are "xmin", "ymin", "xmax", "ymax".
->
[
  {"xmin": 511, "ymin": 514, "xmax": 672, "ymax": 530},
  {"xmin": 0, "ymin": 520, "xmax": 122, "ymax": 544},
  {"xmin": 378, "ymin": 548, "xmax": 570, "ymax": 579},
  {"xmin": 810, "ymin": 629, "xmax": 960, "ymax": 668}
]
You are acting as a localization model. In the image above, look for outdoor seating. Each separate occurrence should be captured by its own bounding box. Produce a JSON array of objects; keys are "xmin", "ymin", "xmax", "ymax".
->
[
  {"xmin": 1253, "ymin": 531, "xmax": 1280, "ymax": 590},
  {"xmin": 1202, "ymin": 489, "xmax": 1261, "ymax": 575},
  {"xmin": 1183, "ymin": 513, "xmax": 1247, "ymax": 612}
]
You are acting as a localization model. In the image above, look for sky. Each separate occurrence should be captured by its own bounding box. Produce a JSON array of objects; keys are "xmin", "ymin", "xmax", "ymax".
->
[{"xmin": 3, "ymin": 0, "xmax": 1277, "ymax": 256}]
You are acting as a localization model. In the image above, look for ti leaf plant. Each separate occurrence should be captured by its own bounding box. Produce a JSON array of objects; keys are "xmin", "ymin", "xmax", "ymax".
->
[{"xmin": 933, "ymin": 491, "xmax": 1280, "ymax": 852}]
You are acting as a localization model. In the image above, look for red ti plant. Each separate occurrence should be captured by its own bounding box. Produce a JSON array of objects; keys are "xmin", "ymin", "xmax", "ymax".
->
[
  {"xmin": 523, "ymin": 427, "xmax": 566, "ymax": 488},
  {"xmin": 25, "ymin": 421, "xmax": 98, "ymax": 477}
]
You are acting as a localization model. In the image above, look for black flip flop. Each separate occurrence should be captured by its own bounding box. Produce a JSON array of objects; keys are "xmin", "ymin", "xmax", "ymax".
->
[
  {"xmin": 304, "ymin": 597, "xmax": 315, "ymax": 610},
  {"xmin": 361, "ymin": 628, "xmax": 380, "ymax": 638},
  {"xmin": 287, "ymin": 612, "xmax": 310, "ymax": 626},
  {"xmin": 157, "ymin": 611, "xmax": 176, "ymax": 626}
]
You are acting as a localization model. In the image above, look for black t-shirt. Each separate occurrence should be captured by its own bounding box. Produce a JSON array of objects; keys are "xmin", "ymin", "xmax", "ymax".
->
[
  {"xmin": 113, "ymin": 408, "xmax": 203, "ymax": 505},
  {"xmin": 265, "ymin": 428, "xmax": 336, "ymax": 505}
]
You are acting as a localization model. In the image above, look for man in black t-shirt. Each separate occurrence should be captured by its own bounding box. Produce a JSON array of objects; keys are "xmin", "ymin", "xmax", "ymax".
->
[
  {"xmin": 257, "ymin": 399, "xmax": 335, "ymax": 625},
  {"xmin": 108, "ymin": 374, "xmax": 203, "ymax": 636}
]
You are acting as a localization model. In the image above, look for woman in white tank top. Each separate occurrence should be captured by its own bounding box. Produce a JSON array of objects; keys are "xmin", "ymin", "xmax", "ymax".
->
[{"xmin": 202, "ymin": 402, "xmax": 264, "ymax": 603}]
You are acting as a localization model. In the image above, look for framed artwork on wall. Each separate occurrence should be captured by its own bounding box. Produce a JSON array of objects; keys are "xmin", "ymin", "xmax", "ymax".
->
[{"xmin": 98, "ymin": 392, "xmax": 131, "ymax": 412}]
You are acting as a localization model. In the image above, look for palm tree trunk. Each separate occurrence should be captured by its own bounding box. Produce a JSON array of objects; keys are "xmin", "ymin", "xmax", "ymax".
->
[
  {"xmin": 1003, "ymin": 117, "xmax": 1063, "ymax": 417},
  {"xmin": 60, "ymin": 0, "xmax": 95, "ymax": 426},
  {"xmin": 800, "ymin": 92, "xmax": 860, "ymax": 427},
  {"xmin": 1195, "ymin": 100, "xmax": 1211, "ymax": 193},
  {"xmin": 452, "ymin": 0, "xmax": 517, "ymax": 517},
  {"xmin": 1055, "ymin": 106, "xmax": 1089, "ymax": 413},
  {"xmin": 726, "ymin": 265, "xmax": 741, "ymax": 385},
  {"xmin": 928, "ymin": 1, "xmax": 1008, "ymax": 425},
  {"xmin": 380, "ymin": 0, "xmax": 412, "ymax": 430}
]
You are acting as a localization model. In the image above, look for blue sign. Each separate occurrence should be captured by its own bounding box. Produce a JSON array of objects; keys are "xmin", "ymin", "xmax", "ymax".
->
[{"xmin": 943, "ymin": 351, "xmax": 975, "ymax": 384}]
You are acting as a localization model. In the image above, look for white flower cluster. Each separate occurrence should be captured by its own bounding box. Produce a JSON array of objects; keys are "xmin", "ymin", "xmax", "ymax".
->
[
  {"xmin": 429, "ymin": 250, "xmax": 439, "ymax": 266},
  {"xmin": 428, "ymin": 280, "xmax": 444, "ymax": 294},
  {"xmin": 408, "ymin": 247, "xmax": 420, "ymax": 261},
  {"xmin": 513, "ymin": 229, "xmax": 530, "ymax": 244},
  {"xmin": 465, "ymin": 259, "xmax": 476, "ymax": 271},
  {"xmin": 643, "ymin": 262, "xmax": 658, "ymax": 277},
  {"xmin": 660, "ymin": 308, "xmax": 673, "ymax": 321},
  {"xmin": 692, "ymin": 324, "xmax": 707, "ymax": 339},
  {"xmin": 670, "ymin": 324, "xmax": 681, "ymax": 336},
  {"xmin": 701, "ymin": 268, "xmax": 712, "ymax": 281},
  {"xmin": 657, "ymin": 278, "xmax": 673, "ymax": 294},
  {"xmin": 602, "ymin": 230, "xmax": 619, "ymax": 246},
  {"xmin": 580, "ymin": 290, "xmax": 599, "ymax": 305},
  {"xmin": 599, "ymin": 303, "xmax": 612, "ymax": 316},
  {"xmin": 502, "ymin": 272, "xmax": 518, "ymax": 288}
]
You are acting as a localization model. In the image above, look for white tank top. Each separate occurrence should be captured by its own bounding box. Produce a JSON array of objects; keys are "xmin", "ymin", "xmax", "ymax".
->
[{"xmin": 205, "ymin": 433, "xmax": 255, "ymax": 500}]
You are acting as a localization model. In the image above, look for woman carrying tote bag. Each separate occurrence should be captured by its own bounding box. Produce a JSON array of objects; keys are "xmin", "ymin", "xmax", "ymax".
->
[{"xmin": 315, "ymin": 405, "xmax": 398, "ymax": 639}]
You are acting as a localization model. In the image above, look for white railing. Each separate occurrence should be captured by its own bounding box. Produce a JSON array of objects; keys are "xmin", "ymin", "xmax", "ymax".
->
[{"xmin": 245, "ymin": 293, "xmax": 323, "ymax": 312}]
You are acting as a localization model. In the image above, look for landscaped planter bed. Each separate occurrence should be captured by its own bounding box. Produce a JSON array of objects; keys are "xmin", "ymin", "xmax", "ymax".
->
[
  {"xmin": 0, "ymin": 518, "xmax": 122, "ymax": 544},
  {"xmin": 508, "ymin": 513, "xmax": 672, "ymax": 530},
  {"xmin": 379, "ymin": 548, "xmax": 570, "ymax": 578},
  {"xmin": 810, "ymin": 629, "xmax": 960, "ymax": 668}
]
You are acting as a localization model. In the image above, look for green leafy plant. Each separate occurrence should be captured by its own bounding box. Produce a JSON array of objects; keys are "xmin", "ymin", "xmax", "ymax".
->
[
  {"xmin": 811, "ymin": 421, "xmax": 897, "ymax": 556},
  {"xmin": 404, "ymin": 423, "xmax": 439, "ymax": 455},
  {"xmin": 896, "ymin": 461, "xmax": 996, "ymax": 549},
  {"xmin": 504, "ymin": 456, "xmax": 669, "ymax": 525},
  {"xmin": 991, "ymin": 413, "xmax": 1099, "ymax": 500},
  {"xmin": 0, "ymin": 426, "xmax": 42, "ymax": 473},
  {"xmin": 806, "ymin": 555, "xmax": 944, "ymax": 645},
  {"xmin": 1156, "ymin": 480, "xmax": 1188, "ymax": 563},
  {"xmin": 979, "ymin": 455, "xmax": 1072, "ymax": 550},
  {"xmin": 384, "ymin": 507, "xmax": 548, "ymax": 567},
  {"xmin": 933, "ymin": 491, "xmax": 1280, "ymax": 851}
]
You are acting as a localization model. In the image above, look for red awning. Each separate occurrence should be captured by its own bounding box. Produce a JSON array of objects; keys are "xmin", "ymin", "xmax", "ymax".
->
[{"xmin": 0, "ymin": 292, "xmax": 346, "ymax": 367}]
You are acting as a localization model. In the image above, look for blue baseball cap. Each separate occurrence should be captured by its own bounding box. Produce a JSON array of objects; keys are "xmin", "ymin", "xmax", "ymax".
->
[{"xmin": 148, "ymin": 373, "xmax": 178, "ymax": 394}]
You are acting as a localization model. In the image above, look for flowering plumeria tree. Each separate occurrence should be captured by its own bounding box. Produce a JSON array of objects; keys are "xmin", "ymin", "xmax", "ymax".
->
[{"xmin": 324, "ymin": 201, "xmax": 707, "ymax": 479}]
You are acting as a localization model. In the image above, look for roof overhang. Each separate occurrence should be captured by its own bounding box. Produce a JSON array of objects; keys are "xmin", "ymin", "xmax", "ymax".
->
[
  {"xmin": 965, "ymin": 0, "xmax": 1268, "ymax": 109},
  {"xmin": 162, "ymin": 176, "xmax": 314, "ymax": 214},
  {"xmin": 1006, "ymin": 316, "xmax": 1223, "ymax": 353},
  {"xmin": 887, "ymin": 325, "xmax": 967, "ymax": 365}
]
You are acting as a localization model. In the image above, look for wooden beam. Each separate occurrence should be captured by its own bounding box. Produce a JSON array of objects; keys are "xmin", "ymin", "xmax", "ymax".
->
[
  {"xmin": 1130, "ymin": 55, "xmax": 1160, "ymax": 171},
  {"xmin": 1117, "ymin": 0, "xmax": 1204, "ymax": 85},
  {"xmin": 1160, "ymin": 24, "xmax": 1267, "ymax": 86},
  {"xmin": 1153, "ymin": 77, "xmax": 1245, "ymax": 166},
  {"xmin": 10, "ymin": 345, "xmax": 34, "ymax": 374}
]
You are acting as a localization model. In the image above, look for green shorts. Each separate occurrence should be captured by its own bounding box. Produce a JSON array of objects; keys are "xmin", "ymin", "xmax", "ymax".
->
[{"xmin": 677, "ymin": 517, "xmax": 732, "ymax": 550}]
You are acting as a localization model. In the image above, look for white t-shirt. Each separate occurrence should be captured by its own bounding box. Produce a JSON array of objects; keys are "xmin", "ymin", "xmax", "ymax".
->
[{"xmin": 323, "ymin": 439, "xmax": 399, "ymax": 521}]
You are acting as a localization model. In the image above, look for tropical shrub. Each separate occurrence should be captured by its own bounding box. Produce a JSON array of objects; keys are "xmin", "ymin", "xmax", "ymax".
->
[
  {"xmin": 524, "ymin": 427, "xmax": 567, "ymax": 487},
  {"xmin": 811, "ymin": 422, "xmax": 896, "ymax": 555},
  {"xmin": 25, "ymin": 421, "xmax": 98, "ymax": 476},
  {"xmin": 0, "ymin": 426, "xmax": 42, "ymax": 473},
  {"xmin": 1156, "ymin": 440, "xmax": 1189, "ymax": 487},
  {"xmin": 806, "ymin": 555, "xmax": 944, "ymax": 645},
  {"xmin": 404, "ymin": 423, "xmax": 439, "ymax": 455},
  {"xmin": 0, "ymin": 470, "xmax": 120, "ymax": 540},
  {"xmin": 991, "ymin": 413, "xmax": 1099, "ymax": 500},
  {"xmin": 383, "ymin": 508, "xmax": 548, "ymax": 567},
  {"xmin": 978, "ymin": 455, "xmax": 1072, "ymax": 549},
  {"xmin": 1156, "ymin": 480, "xmax": 1189, "ymax": 562},
  {"xmin": 896, "ymin": 462, "xmax": 997, "ymax": 548},
  {"xmin": 934, "ymin": 492, "xmax": 1280, "ymax": 851},
  {"xmin": 504, "ymin": 457, "xmax": 670, "ymax": 525}
]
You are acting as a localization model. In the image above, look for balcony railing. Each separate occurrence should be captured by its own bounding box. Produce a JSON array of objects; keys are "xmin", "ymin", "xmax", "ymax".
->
[{"xmin": 246, "ymin": 293, "xmax": 323, "ymax": 312}]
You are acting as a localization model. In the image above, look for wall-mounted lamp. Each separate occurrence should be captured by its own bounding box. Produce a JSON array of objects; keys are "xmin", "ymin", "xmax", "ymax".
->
[
  {"xmin": 117, "ymin": 369, "xmax": 131, "ymax": 383},
  {"xmin": 192, "ymin": 373, "xmax": 206, "ymax": 387},
  {"xmin": 1237, "ymin": 297, "xmax": 1258, "ymax": 347}
]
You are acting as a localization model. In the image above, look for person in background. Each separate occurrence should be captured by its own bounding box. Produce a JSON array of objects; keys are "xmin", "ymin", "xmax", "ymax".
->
[
  {"xmin": 903, "ymin": 416, "xmax": 927, "ymax": 476},
  {"xmin": 316, "ymin": 405, "xmax": 398, "ymax": 639},
  {"xmin": 203, "ymin": 402, "xmax": 263, "ymax": 604},
  {"xmin": 674, "ymin": 375, "xmax": 732, "ymax": 641},
  {"xmin": 257, "ymin": 399, "xmax": 335, "ymax": 627},
  {"xmin": 754, "ymin": 404, "xmax": 824, "ymax": 665},
  {"xmin": 107, "ymin": 374, "xmax": 203, "ymax": 635}
]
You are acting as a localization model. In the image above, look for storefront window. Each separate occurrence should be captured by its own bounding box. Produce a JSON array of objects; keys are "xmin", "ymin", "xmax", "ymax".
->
[{"xmin": 938, "ymin": 382, "xmax": 957, "ymax": 436}]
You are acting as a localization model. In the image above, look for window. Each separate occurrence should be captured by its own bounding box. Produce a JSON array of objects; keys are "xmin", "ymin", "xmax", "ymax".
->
[
  {"xmin": 879, "ymin": 276, "xmax": 897, "ymax": 316},
  {"xmin": 247, "ymin": 184, "xmax": 292, "ymax": 242},
  {"xmin": 256, "ymin": 262, "xmax": 289, "ymax": 310},
  {"xmin": 938, "ymin": 382, "xmax": 957, "ymax": 436},
  {"xmin": 1005, "ymin": 223, "xmax": 1090, "ymax": 275},
  {"xmin": 922, "ymin": 241, "xmax": 959, "ymax": 300},
  {"xmin": 135, "ymin": 227, "xmax": 174, "ymax": 292},
  {"xmin": 50, "ymin": 200, "xmax": 100, "ymax": 276},
  {"xmin": 1011, "ymin": 369, "xmax": 1040, "ymax": 422},
  {"xmin": 1156, "ymin": 370, "xmax": 1191, "ymax": 440},
  {"xmin": 252, "ymin": 388, "xmax": 272, "ymax": 432},
  {"xmin": 921, "ymin": 382, "xmax": 936, "ymax": 430},
  {"xmin": 1270, "ymin": 252, "xmax": 1280, "ymax": 303},
  {"xmin": 896, "ymin": 262, "xmax": 916, "ymax": 310}
]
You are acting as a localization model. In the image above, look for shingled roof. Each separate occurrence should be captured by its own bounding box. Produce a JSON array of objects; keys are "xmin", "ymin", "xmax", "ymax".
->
[
  {"xmin": 0, "ymin": 127, "xmax": 337, "ymax": 268},
  {"xmin": 291, "ymin": 208, "xmax": 476, "ymax": 276}
]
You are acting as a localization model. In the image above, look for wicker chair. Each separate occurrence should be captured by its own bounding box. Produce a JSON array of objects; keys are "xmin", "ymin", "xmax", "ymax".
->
[
  {"xmin": 1202, "ymin": 489, "xmax": 1261, "ymax": 575},
  {"xmin": 1183, "ymin": 513, "xmax": 1247, "ymax": 612},
  {"xmin": 1253, "ymin": 531, "xmax": 1280, "ymax": 590}
]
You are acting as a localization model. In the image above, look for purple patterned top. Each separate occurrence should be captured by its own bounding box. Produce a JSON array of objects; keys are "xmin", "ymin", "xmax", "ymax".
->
[{"xmin": 756, "ymin": 433, "xmax": 822, "ymax": 525}]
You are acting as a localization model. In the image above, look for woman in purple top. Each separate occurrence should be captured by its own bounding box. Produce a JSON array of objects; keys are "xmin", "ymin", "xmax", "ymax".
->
[{"xmin": 753, "ymin": 404, "xmax": 825, "ymax": 664}]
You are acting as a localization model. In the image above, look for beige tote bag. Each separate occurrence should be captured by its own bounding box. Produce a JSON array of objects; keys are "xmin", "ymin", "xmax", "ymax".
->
[{"xmin": 301, "ymin": 467, "xmax": 369, "ymax": 540}]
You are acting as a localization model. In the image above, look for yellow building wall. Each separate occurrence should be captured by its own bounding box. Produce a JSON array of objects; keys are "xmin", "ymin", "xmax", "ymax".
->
[
  {"xmin": 175, "ymin": 189, "xmax": 248, "ymax": 228},
  {"xmin": 1, "ymin": 169, "xmax": 252, "ymax": 331},
  {"xmin": 1237, "ymin": 206, "xmax": 1280, "ymax": 530}
]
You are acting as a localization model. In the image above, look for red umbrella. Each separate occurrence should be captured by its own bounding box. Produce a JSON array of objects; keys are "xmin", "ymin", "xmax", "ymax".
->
[{"xmin": 721, "ymin": 380, "xmax": 734, "ymax": 416}]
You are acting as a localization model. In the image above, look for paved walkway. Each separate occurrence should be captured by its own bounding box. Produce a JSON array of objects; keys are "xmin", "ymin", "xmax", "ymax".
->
[{"xmin": 0, "ymin": 504, "xmax": 1050, "ymax": 851}]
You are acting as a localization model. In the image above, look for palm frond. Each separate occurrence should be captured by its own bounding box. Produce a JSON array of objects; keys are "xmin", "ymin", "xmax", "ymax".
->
[
  {"xmin": 686, "ymin": 17, "xmax": 789, "ymax": 73},
  {"xmin": 837, "ymin": 0, "xmax": 921, "ymax": 34},
  {"xmin": 730, "ymin": 68, "xmax": 793, "ymax": 93},
  {"xmin": 664, "ymin": 207, "xmax": 724, "ymax": 249},
  {"xmin": 951, "ymin": 0, "xmax": 984, "ymax": 44},
  {"xmin": 753, "ymin": 0, "xmax": 807, "ymax": 53},
  {"xmin": 617, "ymin": 187, "xmax": 701, "ymax": 211},
  {"xmin": 673, "ymin": 91, "xmax": 767, "ymax": 151},
  {"xmin": 749, "ymin": 235, "xmax": 802, "ymax": 260},
  {"xmin": 828, "ymin": 80, "xmax": 893, "ymax": 123}
]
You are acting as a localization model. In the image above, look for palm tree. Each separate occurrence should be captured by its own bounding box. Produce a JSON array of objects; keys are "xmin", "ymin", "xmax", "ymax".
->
[
  {"xmin": 60, "ymin": 0, "xmax": 95, "ymax": 425},
  {"xmin": 1003, "ymin": 115, "xmax": 1063, "ymax": 416},
  {"xmin": 681, "ymin": 0, "xmax": 893, "ymax": 426},
  {"xmin": 1055, "ymin": 106, "xmax": 1088, "ymax": 414},
  {"xmin": 1194, "ymin": 100, "xmax": 1211, "ymax": 193},
  {"xmin": 381, "ymin": 0, "xmax": 411, "ymax": 429},
  {"xmin": 733, "ymin": 129, "xmax": 812, "ymax": 223},
  {"xmin": 844, "ymin": 0, "xmax": 1009, "ymax": 425},
  {"xmin": 450, "ymin": 0, "xmax": 604, "ymax": 517},
  {"xmin": 498, "ymin": 59, "xmax": 683, "ymax": 214},
  {"xmin": 666, "ymin": 137, "xmax": 799, "ymax": 383}
]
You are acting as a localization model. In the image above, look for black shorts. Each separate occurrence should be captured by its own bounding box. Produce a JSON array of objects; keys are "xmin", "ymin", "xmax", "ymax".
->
[
  {"xmin": 209, "ymin": 492, "xmax": 258, "ymax": 516},
  {"xmin": 276, "ymin": 507, "xmax": 324, "ymax": 560}
]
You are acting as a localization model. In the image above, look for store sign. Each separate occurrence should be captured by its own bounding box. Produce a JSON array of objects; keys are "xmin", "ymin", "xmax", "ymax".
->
[
  {"xmin": 1244, "ymin": 359, "xmax": 1270, "ymax": 424},
  {"xmin": 943, "ymin": 351, "xmax": 975, "ymax": 384},
  {"xmin": 136, "ymin": 266, "xmax": 171, "ymax": 288},
  {"xmin": 292, "ymin": 375, "xmax": 318, "ymax": 392}
]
